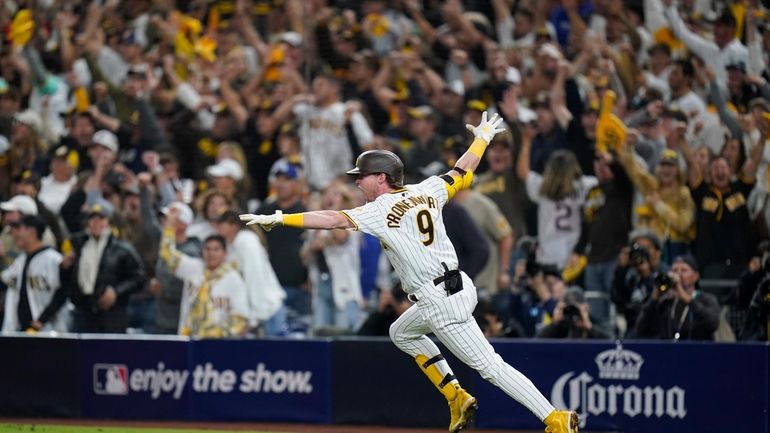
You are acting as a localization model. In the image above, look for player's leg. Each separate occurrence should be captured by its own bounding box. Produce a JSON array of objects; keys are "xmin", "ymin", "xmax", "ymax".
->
[
  {"xmin": 389, "ymin": 304, "xmax": 477, "ymax": 432},
  {"xmin": 431, "ymin": 317, "xmax": 578, "ymax": 432}
]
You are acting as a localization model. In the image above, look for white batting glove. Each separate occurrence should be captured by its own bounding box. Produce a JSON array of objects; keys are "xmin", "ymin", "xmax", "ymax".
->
[
  {"xmin": 465, "ymin": 111, "xmax": 506, "ymax": 143},
  {"xmin": 239, "ymin": 210, "xmax": 283, "ymax": 231}
]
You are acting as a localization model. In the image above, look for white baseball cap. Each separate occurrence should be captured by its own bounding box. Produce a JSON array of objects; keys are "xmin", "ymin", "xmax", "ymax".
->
[
  {"xmin": 0, "ymin": 194, "xmax": 38, "ymax": 215},
  {"xmin": 161, "ymin": 202, "xmax": 194, "ymax": 225},
  {"xmin": 207, "ymin": 159, "xmax": 244, "ymax": 181},
  {"xmin": 13, "ymin": 109, "xmax": 42, "ymax": 133},
  {"xmin": 92, "ymin": 129, "xmax": 119, "ymax": 153},
  {"xmin": 279, "ymin": 31, "xmax": 302, "ymax": 48}
]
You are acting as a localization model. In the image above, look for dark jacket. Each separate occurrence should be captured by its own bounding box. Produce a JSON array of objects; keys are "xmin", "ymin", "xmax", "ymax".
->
[
  {"xmin": 64, "ymin": 231, "xmax": 146, "ymax": 312},
  {"xmin": 634, "ymin": 290, "xmax": 720, "ymax": 341}
]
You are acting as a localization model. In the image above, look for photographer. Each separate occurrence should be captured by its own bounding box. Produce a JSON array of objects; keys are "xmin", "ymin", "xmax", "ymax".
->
[
  {"xmin": 536, "ymin": 287, "xmax": 610, "ymax": 339},
  {"xmin": 635, "ymin": 255, "xmax": 720, "ymax": 341},
  {"xmin": 509, "ymin": 237, "xmax": 563, "ymax": 337},
  {"xmin": 737, "ymin": 243, "xmax": 770, "ymax": 341},
  {"xmin": 611, "ymin": 230, "xmax": 668, "ymax": 336}
]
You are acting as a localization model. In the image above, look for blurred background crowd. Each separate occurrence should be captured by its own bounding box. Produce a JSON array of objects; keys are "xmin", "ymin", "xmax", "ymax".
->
[{"xmin": 0, "ymin": 0, "xmax": 769, "ymax": 342}]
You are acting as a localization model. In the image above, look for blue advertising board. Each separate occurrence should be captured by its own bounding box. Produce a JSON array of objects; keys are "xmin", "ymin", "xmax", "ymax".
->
[
  {"xmin": 190, "ymin": 339, "xmax": 331, "ymax": 423},
  {"xmin": 474, "ymin": 340, "xmax": 769, "ymax": 433},
  {"xmin": 79, "ymin": 335, "xmax": 191, "ymax": 419}
]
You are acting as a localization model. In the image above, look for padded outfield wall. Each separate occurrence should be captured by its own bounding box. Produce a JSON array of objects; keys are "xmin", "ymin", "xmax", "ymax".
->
[{"xmin": 0, "ymin": 335, "xmax": 767, "ymax": 433}]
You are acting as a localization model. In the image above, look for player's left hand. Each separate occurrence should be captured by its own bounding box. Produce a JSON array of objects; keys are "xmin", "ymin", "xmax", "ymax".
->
[
  {"xmin": 466, "ymin": 111, "xmax": 506, "ymax": 143},
  {"xmin": 239, "ymin": 210, "xmax": 283, "ymax": 231}
]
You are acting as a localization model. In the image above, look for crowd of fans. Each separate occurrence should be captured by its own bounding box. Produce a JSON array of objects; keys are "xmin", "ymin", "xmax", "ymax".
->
[{"xmin": 0, "ymin": 0, "xmax": 768, "ymax": 342}]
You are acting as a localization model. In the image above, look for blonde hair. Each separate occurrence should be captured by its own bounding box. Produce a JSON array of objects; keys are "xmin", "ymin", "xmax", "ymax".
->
[{"xmin": 539, "ymin": 150, "xmax": 582, "ymax": 201}]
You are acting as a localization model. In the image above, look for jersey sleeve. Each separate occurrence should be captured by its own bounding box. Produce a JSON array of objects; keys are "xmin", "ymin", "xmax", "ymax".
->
[
  {"xmin": 525, "ymin": 171, "xmax": 544, "ymax": 203},
  {"xmin": 340, "ymin": 202, "xmax": 384, "ymax": 236},
  {"xmin": 292, "ymin": 102, "xmax": 312, "ymax": 118},
  {"xmin": 419, "ymin": 176, "xmax": 450, "ymax": 207},
  {"xmin": 175, "ymin": 254, "xmax": 204, "ymax": 285},
  {"xmin": 1, "ymin": 258, "xmax": 21, "ymax": 286},
  {"xmin": 44, "ymin": 251, "xmax": 63, "ymax": 290}
]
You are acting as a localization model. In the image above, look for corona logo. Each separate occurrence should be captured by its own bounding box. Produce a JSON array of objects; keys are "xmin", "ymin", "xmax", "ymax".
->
[
  {"xmin": 595, "ymin": 341, "xmax": 643, "ymax": 380},
  {"xmin": 551, "ymin": 342, "xmax": 687, "ymax": 428}
]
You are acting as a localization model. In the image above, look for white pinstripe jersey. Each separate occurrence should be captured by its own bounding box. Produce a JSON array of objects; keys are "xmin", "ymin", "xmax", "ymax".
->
[{"xmin": 342, "ymin": 176, "xmax": 457, "ymax": 293}]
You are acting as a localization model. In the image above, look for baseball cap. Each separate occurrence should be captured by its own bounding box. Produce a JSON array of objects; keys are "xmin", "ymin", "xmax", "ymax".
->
[
  {"xmin": 86, "ymin": 199, "xmax": 114, "ymax": 218},
  {"xmin": 466, "ymin": 99, "xmax": 488, "ymax": 112},
  {"xmin": 0, "ymin": 194, "xmax": 38, "ymax": 215},
  {"xmin": 673, "ymin": 254, "xmax": 699, "ymax": 272},
  {"xmin": 538, "ymin": 43, "xmax": 562, "ymax": 60},
  {"xmin": 15, "ymin": 169, "xmax": 41, "ymax": 189},
  {"xmin": 749, "ymin": 97, "xmax": 770, "ymax": 111},
  {"xmin": 93, "ymin": 129, "xmax": 119, "ymax": 153},
  {"xmin": 629, "ymin": 228, "xmax": 662, "ymax": 250},
  {"xmin": 269, "ymin": 159, "xmax": 303, "ymax": 181},
  {"xmin": 407, "ymin": 105, "xmax": 437, "ymax": 120},
  {"xmin": 279, "ymin": 31, "xmax": 302, "ymax": 48},
  {"xmin": 659, "ymin": 149, "xmax": 679, "ymax": 165},
  {"xmin": 161, "ymin": 201, "xmax": 194, "ymax": 225},
  {"xmin": 13, "ymin": 109, "xmax": 42, "ymax": 133},
  {"xmin": 126, "ymin": 63, "xmax": 149, "ymax": 79},
  {"xmin": 207, "ymin": 159, "xmax": 244, "ymax": 181}
]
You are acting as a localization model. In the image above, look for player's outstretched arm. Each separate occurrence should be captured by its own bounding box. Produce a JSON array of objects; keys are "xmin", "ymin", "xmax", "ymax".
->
[
  {"xmin": 454, "ymin": 111, "xmax": 506, "ymax": 174},
  {"xmin": 239, "ymin": 210, "xmax": 354, "ymax": 231},
  {"xmin": 440, "ymin": 111, "xmax": 506, "ymax": 200}
]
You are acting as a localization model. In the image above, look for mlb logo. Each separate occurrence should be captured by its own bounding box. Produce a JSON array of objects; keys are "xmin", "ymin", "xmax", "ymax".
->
[{"xmin": 93, "ymin": 363, "xmax": 129, "ymax": 395}]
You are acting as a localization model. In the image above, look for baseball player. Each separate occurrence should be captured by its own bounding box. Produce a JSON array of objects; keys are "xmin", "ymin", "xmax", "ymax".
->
[{"xmin": 240, "ymin": 112, "xmax": 578, "ymax": 433}]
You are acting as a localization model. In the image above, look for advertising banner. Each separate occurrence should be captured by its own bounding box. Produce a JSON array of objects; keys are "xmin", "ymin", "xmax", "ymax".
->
[
  {"xmin": 79, "ymin": 336, "xmax": 190, "ymax": 419},
  {"xmin": 190, "ymin": 339, "xmax": 331, "ymax": 423},
  {"xmin": 474, "ymin": 340, "xmax": 769, "ymax": 433}
]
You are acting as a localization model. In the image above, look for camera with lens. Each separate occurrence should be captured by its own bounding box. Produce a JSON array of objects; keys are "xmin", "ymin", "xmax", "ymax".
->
[
  {"xmin": 629, "ymin": 243, "xmax": 649, "ymax": 266},
  {"xmin": 518, "ymin": 236, "xmax": 541, "ymax": 277},
  {"xmin": 562, "ymin": 304, "xmax": 582, "ymax": 324},
  {"xmin": 654, "ymin": 273, "xmax": 675, "ymax": 293}
]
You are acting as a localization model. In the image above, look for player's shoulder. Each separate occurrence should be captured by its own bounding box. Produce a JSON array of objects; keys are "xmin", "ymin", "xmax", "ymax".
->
[{"xmin": 39, "ymin": 247, "xmax": 63, "ymax": 261}]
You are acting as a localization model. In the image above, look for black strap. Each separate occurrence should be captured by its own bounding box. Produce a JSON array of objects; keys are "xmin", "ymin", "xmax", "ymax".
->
[
  {"xmin": 453, "ymin": 166, "xmax": 467, "ymax": 175},
  {"xmin": 17, "ymin": 247, "xmax": 51, "ymax": 330},
  {"xmin": 438, "ymin": 373, "xmax": 456, "ymax": 389},
  {"xmin": 422, "ymin": 354, "xmax": 445, "ymax": 369},
  {"xmin": 433, "ymin": 262, "xmax": 463, "ymax": 295}
]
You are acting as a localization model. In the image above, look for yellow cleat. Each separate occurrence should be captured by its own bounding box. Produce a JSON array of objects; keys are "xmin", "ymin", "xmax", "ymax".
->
[
  {"xmin": 448, "ymin": 386, "xmax": 478, "ymax": 433},
  {"xmin": 544, "ymin": 410, "xmax": 579, "ymax": 433}
]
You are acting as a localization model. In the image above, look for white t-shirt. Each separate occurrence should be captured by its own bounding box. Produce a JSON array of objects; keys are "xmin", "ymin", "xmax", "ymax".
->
[
  {"xmin": 228, "ymin": 229, "xmax": 286, "ymax": 325},
  {"xmin": 525, "ymin": 172, "xmax": 598, "ymax": 269},
  {"xmin": 342, "ymin": 176, "xmax": 456, "ymax": 293},
  {"xmin": 39, "ymin": 175, "xmax": 77, "ymax": 214},
  {"xmin": 294, "ymin": 102, "xmax": 374, "ymax": 190}
]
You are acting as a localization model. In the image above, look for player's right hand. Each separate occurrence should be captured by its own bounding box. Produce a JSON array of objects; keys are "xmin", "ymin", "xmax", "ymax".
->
[
  {"xmin": 239, "ymin": 211, "xmax": 283, "ymax": 231},
  {"xmin": 466, "ymin": 111, "xmax": 505, "ymax": 144}
]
